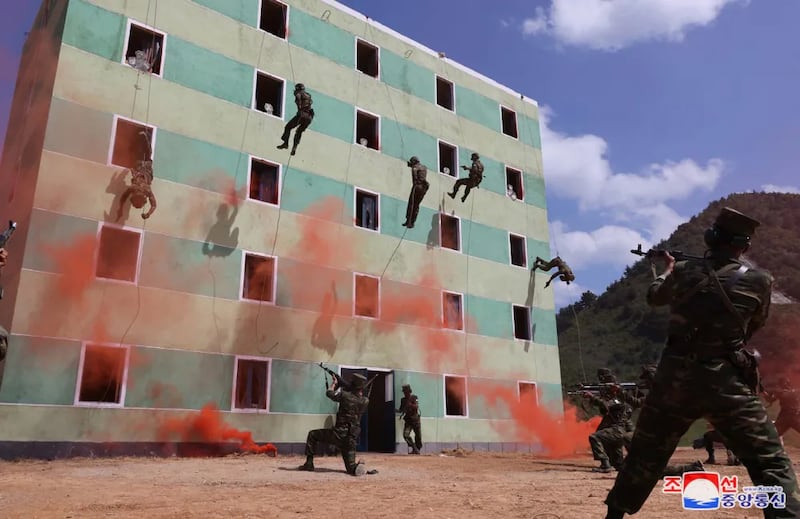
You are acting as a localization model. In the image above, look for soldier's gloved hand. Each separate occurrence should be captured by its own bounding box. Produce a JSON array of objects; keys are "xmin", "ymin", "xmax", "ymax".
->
[
  {"xmin": 0, "ymin": 248, "xmax": 7, "ymax": 268},
  {"xmin": 582, "ymin": 391, "xmax": 593, "ymax": 399}
]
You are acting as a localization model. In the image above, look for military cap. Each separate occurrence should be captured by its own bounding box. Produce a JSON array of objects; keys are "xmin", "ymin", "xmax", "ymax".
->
[
  {"xmin": 401, "ymin": 384, "xmax": 412, "ymax": 392},
  {"xmin": 349, "ymin": 373, "xmax": 367, "ymax": 389},
  {"xmin": 714, "ymin": 207, "xmax": 760, "ymax": 238},
  {"xmin": 597, "ymin": 368, "xmax": 612, "ymax": 377},
  {"xmin": 639, "ymin": 364, "xmax": 657, "ymax": 380},
  {"xmin": 295, "ymin": 83, "xmax": 305, "ymax": 90},
  {"xmin": 408, "ymin": 156, "xmax": 420, "ymax": 165},
  {"xmin": 471, "ymin": 152, "xmax": 479, "ymax": 160}
]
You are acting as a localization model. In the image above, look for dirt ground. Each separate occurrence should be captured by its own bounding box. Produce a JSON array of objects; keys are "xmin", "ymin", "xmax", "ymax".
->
[{"xmin": 1, "ymin": 447, "xmax": 797, "ymax": 519}]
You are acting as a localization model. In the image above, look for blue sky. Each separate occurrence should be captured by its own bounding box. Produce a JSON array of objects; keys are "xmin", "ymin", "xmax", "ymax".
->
[{"xmin": 1, "ymin": 0, "xmax": 798, "ymax": 308}]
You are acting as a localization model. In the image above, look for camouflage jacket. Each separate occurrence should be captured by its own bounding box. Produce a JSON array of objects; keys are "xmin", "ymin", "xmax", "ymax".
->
[
  {"xmin": 588, "ymin": 394, "xmax": 631, "ymax": 430},
  {"xmin": 399, "ymin": 395, "xmax": 420, "ymax": 422},
  {"xmin": 467, "ymin": 159, "xmax": 484, "ymax": 180},
  {"xmin": 411, "ymin": 163, "xmax": 428, "ymax": 185},
  {"xmin": 647, "ymin": 254, "xmax": 772, "ymax": 352},
  {"xmin": 327, "ymin": 388, "xmax": 369, "ymax": 437}
]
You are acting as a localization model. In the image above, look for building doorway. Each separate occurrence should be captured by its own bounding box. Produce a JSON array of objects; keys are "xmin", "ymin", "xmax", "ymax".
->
[{"xmin": 340, "ymin": 367, "xmax": 395, "ymax": 453}]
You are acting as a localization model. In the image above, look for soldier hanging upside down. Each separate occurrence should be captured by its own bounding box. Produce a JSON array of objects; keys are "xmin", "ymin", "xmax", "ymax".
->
[
  {"xmin": 117, "ymin": 130, "xmax": 157, "ymax": 221},
  {"xmin": 532, "ymin": 256, "xmax": 575, "ymax": 288},
  {"xmin": 277, "ymin": 83, "xmax": 315, "ymax": 156}
]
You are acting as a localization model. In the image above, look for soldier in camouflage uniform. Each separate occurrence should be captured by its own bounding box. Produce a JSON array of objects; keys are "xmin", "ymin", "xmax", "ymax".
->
[
  {"xmin": 447, "ymin": 153, "xmax": 484, "ymax": 202},
  {"xmin": 402, "ymin": 156, "xmax": 429, "ymax": 229},
  {"xmin": 299, "ymin": 373, "xmax": 372, "ymax": 476},
  {"xmin": 765, "ymin": 377, "xmax": 800, "ymax": 437},
  {"xmin": 397, "ymin": 384, "xmax": 422, "ymax": 454},
  {"xmin": 532, "ymin": 256, "xmax": 576, "ymax": 288},
  {"xmin": 277, "ymin": 83, "xmax": 315, "ymax": 156},
  {"xmin": 117, "ymin": 130, "xmax": 157, "ymax": 221},
  {"xmin": 693, "ymin": 421, "xmax": 740, "ymax": 465},
  {"xmin": 604, "ymin": 207, "xmax": 800, "ymax": 518}
]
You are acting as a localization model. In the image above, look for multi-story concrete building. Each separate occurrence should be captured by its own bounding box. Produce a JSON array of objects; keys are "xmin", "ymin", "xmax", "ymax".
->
[{"xmin": 0, "ymin": 0, "xmax": 560, "ymax": 457}]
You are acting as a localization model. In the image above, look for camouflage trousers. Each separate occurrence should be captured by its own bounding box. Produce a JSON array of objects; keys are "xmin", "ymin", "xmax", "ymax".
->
[
  {"xmin": 304, "ymin": 427, "xmax": 360, "ymax": 475},
  {"xmin": 403, "ymin": 420, "xmax": 422, "ymax": 451},
  {"xmin": 605, "ymin": 355, "xmax": 800, "ymax": 517},
  {"xmin": 590, "ymin": 425, "xmax": 627, "ymax": 468}
]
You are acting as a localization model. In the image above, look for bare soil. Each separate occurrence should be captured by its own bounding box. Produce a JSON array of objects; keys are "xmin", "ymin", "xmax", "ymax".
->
[{"xmin": 1, "ymin": 446, "xmax": 797, "ymax": 518}]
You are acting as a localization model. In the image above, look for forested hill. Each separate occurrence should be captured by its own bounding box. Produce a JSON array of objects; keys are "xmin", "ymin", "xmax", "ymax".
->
[{"xmin": 557, "ymin": 192, "xmax": 800, "ymax": 389}]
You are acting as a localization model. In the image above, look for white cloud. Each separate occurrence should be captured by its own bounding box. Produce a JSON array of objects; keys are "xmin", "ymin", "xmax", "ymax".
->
[
  {"xmin": 522, "ymin": 0, "xmax": 746, "ymax": 51},
  {"xmin": 550, "ymin": 220, "xmax": 652, "ymax": 270},
  {"xmin": 761, "ymin": 184, "xmax": 800, "ymax": 194},
  {"xmin": 539, "ymin": 106, "xmax": 723, "ymax": 212}
]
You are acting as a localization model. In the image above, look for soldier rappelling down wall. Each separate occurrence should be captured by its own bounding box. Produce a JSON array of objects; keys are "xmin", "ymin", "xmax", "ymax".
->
[
  {"xmin": 403, "ymin": 156, "xmax": 429, "ymax": 229},
  {"xmin": 277, "ymin": 83, "xmax": 315, "ymax": 156},
  {"xmin": 532, "ymin": 256, "xmax": 575, "ymax": 288},
  {"xmin": 447, "ymin": 153, "xmax": 484, "ymax": 202},
  {"xmin": 117, "ymin": 130, "xmax": 157, "ymax": 221}
]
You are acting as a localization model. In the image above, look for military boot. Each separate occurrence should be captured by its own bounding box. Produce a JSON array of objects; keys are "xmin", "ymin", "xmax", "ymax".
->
[
  {"xmin": 688, "ymin": 460, "xmax": 705, "ymax": 472},
  {"xmin": 277, "ymin": 140, "xmax": 289, "ymax": 150},
  {"xmin": 411, "ymin": 447, "xmax": 420, "ymax": 455},
  {"xmin": 592, "ymin": 459, "xmax": 614, "ymax": 473},
  {"xmin": 298, "ymin": 456, "xmax": 314, "ymax": 471}
]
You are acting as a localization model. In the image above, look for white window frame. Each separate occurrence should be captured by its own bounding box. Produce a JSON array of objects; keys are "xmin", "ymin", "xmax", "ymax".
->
[
  {"xmin": 438, "ymin": 212, "xmax": 462, "ymax": 253},
  {"xmin": 239, "ymin": 251, "xmax": 279, "ymax": 305},
  {"xmin": 231, "ymin": 354, "xmax": 273, "ymax": 413},
  {"xmin": 517, "ymin": 380, "xmax": 540, "ymax": 406},
  {"xmin": 505, "ymin": 165, "xmax": 525, "ymax": 202},
  {"xmin": 94, "ymin": 221, "xmax": 144, "ymax": 286},
  {"xmin": 252, "ymin": 68, "xmax": 287, "ymax": 121},
  {"xmin": 434, "ymin": 75, "xmax": 455, "ymax": 112},
  {"xmin": 353, "ymin": 186, "xmax": 381, "ymax": 233},
  {"xmin": 436, "ymin": 138, "xmax": 459, "ymax": 177},
  {"xmin": 121, "ymin": 19, "xmax": 168, "ymax": 78},
  {"xmin": 499, "ymin": 104, "xmax": 519, "ymax": 140},
  {"xmin": 354, "ymin": 37, "xmax": 381, "ymax": 79},
  {"xmin": 107, "ymin": 114, "xmax": 158, "ymax": 168},
  {"xmin": 353, "ymin": 106, "xmax": 381, "ymax": 151},
  {"xmin": 257, "ymin": 0, "xmax": 290, "ymax": 40},
  {"xmin": 508, "ymin": 232, "xmax": 528, "ymax": 269},
  {"xmin": 441, "ymin": 290, "xmax": 465, "ymax": 332},
  {"xmin": 352, "ymin": 272, "xmax": 381, "ymax": 320},
  {"xmin": 247, "ymin": 155, "xmax": 283, "ymax": 207},
  {"xmin": 74, "ymin": 341, "xmax": 131, "ymax": 408},
  {"xmin": 512, "ymin": 304, "xmax": 532, "ymax": 341},
  {"xmin": 443, "ymin": 374, "xmax": 469, "ymax": 418}
]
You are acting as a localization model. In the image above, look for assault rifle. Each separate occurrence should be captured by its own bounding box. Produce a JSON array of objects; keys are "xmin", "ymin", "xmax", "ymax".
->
[
  {"xmin": 630, "ymin": 244, "xmax": 705, "ymax": 262},
  {"xmin": 318, "ymin": 363, "xmax": 379, "ymax": 395},
  {"xmin": 566, "ymin": 382, "xmax": 639, "ymax": 397},
  {"xmin": 0, "ymin": 221, "xmax": 17, "ymax": 300}
]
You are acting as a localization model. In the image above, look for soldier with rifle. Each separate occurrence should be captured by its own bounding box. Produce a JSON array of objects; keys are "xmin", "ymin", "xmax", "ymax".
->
[
  {"xmin": 397, "ymin": 384, "xmax": 422, "ymax": 455},
  {"xmin": 764, "ymin": 376, "xmax": 800, "ymax": 438},
  {"xmin": 299, "ymin": 365, "xmax": 379, "ymax": 476},
  {"xmin": 604, "ymin": 207, "xmax": 800, "ymax": 518}
]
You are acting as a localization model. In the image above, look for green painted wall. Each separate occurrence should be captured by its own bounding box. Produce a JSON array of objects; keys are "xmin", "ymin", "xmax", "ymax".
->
[
  {"xmin": 380, "ymin": 49, "xmax": 436, "ymax": 104},
  {"xmin": 63, "ymin": 0, "xmax": 124, "ymax": 63},
  {"xmin": 192, "ymin": 0, "xmax": 259, "ymax": 27},
  {"xmin": 60, "ymin": 0, "xmax": 546, "ymax": 207},
  {"xmin": 125, "ymin": 347, "xmax": 234, "ymax": 409},
  {"xmin": 269, "ymin": 359, "xmax": 338, "ymax": 414},
  {"xmin": 22, "ymin": 208, "xmax": 99, "ymax": 272},
  {"xmin": 394, "ymin": 370, "xmax": 444, "ymax": 418},
  {"xmin": 163, "ymin": 37, "xmax": 254, "ymax": 108},
  {"xmin": 532, "ymin": 308, "xmax": 558, "ymax": 347},
  {"xmin": 43, "ymin": 97, "xmax": 112, "ymax": 165},
  {"xmin": 0, "ymin": 337, "xmax": 82, "ymax": 405}
]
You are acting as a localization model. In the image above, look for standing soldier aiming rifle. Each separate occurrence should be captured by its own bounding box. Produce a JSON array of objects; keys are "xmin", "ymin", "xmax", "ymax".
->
[{"xmin": 604, "ymin": 207, "xmax": 800, "ymax": 518}]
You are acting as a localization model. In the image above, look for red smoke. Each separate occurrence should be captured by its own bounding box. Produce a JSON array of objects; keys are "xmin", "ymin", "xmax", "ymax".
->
[{"xmin": 158, "ymin": 403, "xmax": 277, "ymax": 456}]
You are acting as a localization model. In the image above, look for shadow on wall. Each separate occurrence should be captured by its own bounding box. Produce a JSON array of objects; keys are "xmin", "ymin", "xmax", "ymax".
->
[
  {"xmin": 426, "ymin": 198, "xmax": 444, "ymax": 250},
  {"xmin": 103, "ymin": 169, "xmax": 132, "ymax": 223},
  {"xmin": 311, "ymin": 281, "xmax": 338, "ymax": 356},
  {"xmin": 202, "ymin": 202, "xmax": 240, "ymax": 258}
]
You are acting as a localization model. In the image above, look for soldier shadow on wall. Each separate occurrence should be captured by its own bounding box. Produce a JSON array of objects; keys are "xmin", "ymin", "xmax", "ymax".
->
[
  {"xmin": 426, "ymin": 197, "xmax": 445, "ymax": 250},
  {"xmin": 103, "ymin": 169, "xmax": 133, "ymax": 223},
  {"xmin": 311, "ymin": 281, "xmax": 338, "ymax": 356},
  {"xmin": 523, "ymin": 271, "xmax": 537, "ymax": 353},
  {"xmin": 202, "ymin": 202, "xmax": 240, "ymax": 258}
]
